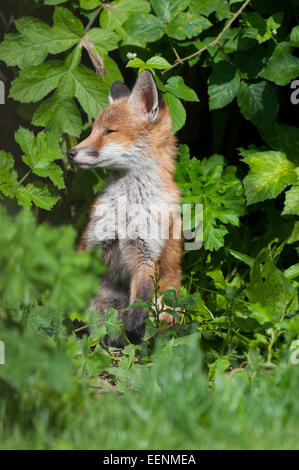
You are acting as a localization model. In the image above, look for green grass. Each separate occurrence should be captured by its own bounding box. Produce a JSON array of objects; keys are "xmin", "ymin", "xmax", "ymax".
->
[{"xmin": 1, "ymin": 336, "xmax": 299, "ymax": 450}]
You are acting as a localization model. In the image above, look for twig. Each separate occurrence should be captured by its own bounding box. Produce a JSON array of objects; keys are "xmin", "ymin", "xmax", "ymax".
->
[
  {"xmin": 162, "ymin": 0, "xmax": 251, "ymax": 74},
  {"xmin": 84, "ymin": 5, "xmax": 103, "ymax": 33}
]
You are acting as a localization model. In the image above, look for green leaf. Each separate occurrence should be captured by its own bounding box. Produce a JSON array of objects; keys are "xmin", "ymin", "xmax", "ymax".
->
[
  {"xmin": 0, "ymin": 17, "xmax": 53, "ymax": 68},
  {"xmin": 16, "ymin": 181, "xmax": 59, "ymax": 210},
  {"xmin": 284, "ymin": 263, "xmax": 299, "ymax": 280},
  {"xmin": 10, "ymin": 61, "xmax": 66, "ymax": 103},
  {"xmin": 32, "ymin": 93, "xmax": 83, "ymax": 138},
  {"xmin": 101, "ymin": 0, "xmax": 150, "ymax": 31},
  {"xmin": 247, "ymin": 248, "xmax": 296, "ymax": 316},
  {"xmin": 146, "ymin": 56, "xmax": 171, "ymax": 69},
  {"xmin": 166, "ymin": 12, "xmax": 211, "ymax": 40},
  {"xmin": 237, "ymin": 80, "xmax": 278, "ymax": 130},
  {"xmin": 290, "ymin": 25, "xmax": 299, "ymax": 47},
  {"xmin": 103, "ymin": 55, "xmax": 123, "ymax": 85},
  {"xmin": 283, "ymin": 169, "xmax": 299, "ymax": 216},
  {"xmin": 176, "ymin": 147, "xmax": 245, "ymax": 251},
  {"xmin": 260, "ymin": 42, "xmax": 299, "ymax": 86},
  {"xmin": 242, "ymin": 12, "xmax": 274, "ymax": 44},
  {"xmin": 0, "ymin": 151, "xmax": 19, "ymax": 196},
  {"xmin": 164, "ymin": 93, "xmax": 186, "ymax": 133},
  {"xmin": 240, "ymin": 149, "xmax": 296, "ymax": 205},
  {"xmin": 259, "ymin": 122, "xmax": 299, "ymax": 166},
  {"xmin": 228, "ymin": 249, "xmax": 254, "ymax": 268},
  {"xmin": 247, "ymin": 303, "xmax": 275, "ymax": 325},
  {"xmin": 15, "ymin": 127, "xmax": 65, "ymax": 190},
  {"xmin": 79, "ymin": 0, "xmax": 100, "ymax": 9},
  {"xmin": 72, "ymin": 65, "xmax": 109, "ymax": 118},
  {"xmin": 14, "ymin": 127, "xmax": 35, "ymax": 156},
  {"xmin": 123, "ymin": 13, "xmax": 164, "ymax": 43},
  {"xmin": 51, "ymin": 7, "xmax": 84, "ymax": 46},
  {"xmin": 208, "ymin": 61, "xmax": 240, "ymax": 110},
  {"xmin": 126, "ymin": 58, "xmax": 146, "ymax": 69},
  {"xmin": 190, "ymin": 0, "xmax": 226, "ymax": 16},
  {"xmin": 150, "ymin": 0, "xmax": 190, "ymax": 22},
  {"xmin": 288, "ymin": 221, "xmax": 299, "ymax": 244},
  {"xmin": 165, "ymin": 76, "xmax": 199, "ymax": 101}
]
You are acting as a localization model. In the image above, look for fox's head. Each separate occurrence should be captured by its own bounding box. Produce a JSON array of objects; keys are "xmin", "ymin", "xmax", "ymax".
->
[{"xmin": 67, "ymin": 70, "xmax": 174, "ymax": 171}]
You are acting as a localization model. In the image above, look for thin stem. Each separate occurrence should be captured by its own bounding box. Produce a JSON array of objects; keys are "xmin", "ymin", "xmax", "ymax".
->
[
  {"xmin": 19, "ymin": 170, "xmax": 31, "ymax": 185},
  {"xmin": 84, "ymin": 5, "xmax": 103, "ymax": 33},
  {"xmin": 162, "ymin": 0, "xmax": 251, "ymax": 74}
]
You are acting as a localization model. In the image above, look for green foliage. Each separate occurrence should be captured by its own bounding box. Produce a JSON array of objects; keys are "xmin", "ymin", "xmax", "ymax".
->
[
  {"xmin": 240, "ymin": 149, "xmax": 296, "ymax": 205},
  {"xmin": 0, "ymin": 207, "xmax": 105, "ymax": 309},
  {"xmin": 176, "ymin": 145, "xmax": 245, "ymax": 250},
  {"xmin": 0, "ymin": 0, "xmax": 298, "ymax": 451}
]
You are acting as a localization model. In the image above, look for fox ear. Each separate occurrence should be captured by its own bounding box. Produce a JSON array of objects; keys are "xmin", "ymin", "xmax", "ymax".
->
[
  {"xmin": 128, "ymin": 70, "xmax": 162, "ymax": 122},
  {"xmin": 109, "ymin": 81, "xmax": 131, "ymax": 104}
]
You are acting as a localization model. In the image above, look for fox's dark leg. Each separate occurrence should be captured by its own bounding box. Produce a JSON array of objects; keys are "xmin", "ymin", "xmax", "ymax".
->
[
  {"xmin": 90, "ymin": 274, "xmax": 130, "ymax": 347},
  {"xmin": 124, "ymin": 261, "xmax": 155, "ymax": 344}
]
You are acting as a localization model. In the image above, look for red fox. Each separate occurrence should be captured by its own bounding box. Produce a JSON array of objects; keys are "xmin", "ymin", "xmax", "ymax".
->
[{"xmin": 68, "ymin": 70, "xmax": 182, "ymax": 346}]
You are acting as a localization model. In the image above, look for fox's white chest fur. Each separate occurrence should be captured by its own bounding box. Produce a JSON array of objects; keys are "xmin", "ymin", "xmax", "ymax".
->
[{"xmin": 85, "ymin": 150, "xmax": 175, "ymax": 275}]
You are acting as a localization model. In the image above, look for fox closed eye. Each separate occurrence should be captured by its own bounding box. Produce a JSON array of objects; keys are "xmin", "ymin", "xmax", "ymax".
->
[{"xmin": 103, "ymin": 129, "xmax": 117, "ymax": 136}]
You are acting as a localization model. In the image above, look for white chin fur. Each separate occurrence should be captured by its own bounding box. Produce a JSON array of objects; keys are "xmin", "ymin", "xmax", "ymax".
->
[{"xmin": 73, "ymin": 143, "xmax": 147, "ymax": 171}]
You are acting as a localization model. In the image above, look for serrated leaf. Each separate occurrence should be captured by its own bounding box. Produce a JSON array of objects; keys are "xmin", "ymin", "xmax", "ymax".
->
[
  {"xmin": 33, "ymin": 164, "xmax": 64, "ymax": 190},
  {"xmin": 0, "ymin": 17, "xmax": 53, "ymax": 68},
  {"xmin": 51, "ymin": 7, "xmax": 84, "ymax": 45},
  {"xmin": 237, "ymin": 80, "xmax": 278, "ymax": 130},
  {"xmin": 14, "ymin": 127, "xmax": 35, "ymax": 156},
  {"xmin": 15, "ymin": 127, "xmax": 65, "ymax": 190},
  {"xmin": 176, "ymin": 147, "xmax": 245, "ymax": 251},
  {"xmin": 16, "ymin": 182, "xmax": 59, "ymax": 210},
  {"xmin": 123, "ymin": 13, "xmax": 164, "ymax": 43},
  {"xmin": 101, "ymin": 0, "xmax": 150, "ymax": 31},
  {"xmin": 150, "ymin": 0, "xmax": 190, "ymax": 22},
  {"xmin": 166, "ymin": 12, "xmax": 211, "ymax": 40},
  {"xmin": 165, "ymin": 76, "xmax": 199, "ymax": 101},
  {"xmin": 87, "ymin": 28, "xmax": 119, "ymax": 54},
  {"xmin": 146, "ymin": 56, "xmax": 171, "ymax": 69},
  {"xmin": 208, "ymin": 61, "xmax": 240, "ymax": 110},
  {"xmin": 247, "ymin": 248, "xmax": 296, "ymax": 316},
  {"xmin": 164, "ymin": 92, "xmax": 186, "ymax": 133},
  {"xmin": 240, "ymin": 149, "xmax": 296, "ymax": 205},
  {"xmin": 260, "ymin": 42, "xmax": 299, "ymax": 86},
  {"xmin": 10, "ymin": 61, "xmax": 66, "ymax": 103},
  {"xmin": 126, "ymin": 58, "xmax": 146, "ymax": 69},
  {"xmin": 72, "ymin": 65, "xmax": 109, "ymax": 117},
  {"xmin": 283, "ymin": 170, "xmax": 299, "ymax": 216},
  {"xmin": 32, "ymin": 94, "xmax": 82, "ymax": 138},
  {"xmin": 204, "ymin": 224, "xmax": 228, "ymax": 251},
  {"xmin": 0, "ymin": 151, "xmax": 19, "ymax": 196},
  {"xmin": 103, "ymin": 55, "xmax": 123, "ymax": 85}
]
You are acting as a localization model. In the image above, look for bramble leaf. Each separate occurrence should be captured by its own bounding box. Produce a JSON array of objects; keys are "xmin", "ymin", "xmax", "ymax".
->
[
  {"xmin": 165, "ymin": 76, "xmax": 199, "ymax": 101},
  {"xmin": 208, "ymin": 61, "xmax": 240, "ymax": 110},
  {"xmin": 237, "ymin": 80, "xmax": 278, "ymax": 130},
  {"xmin": 240, "ymin": 149, "xmax": 296, "ymax": 205}
]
